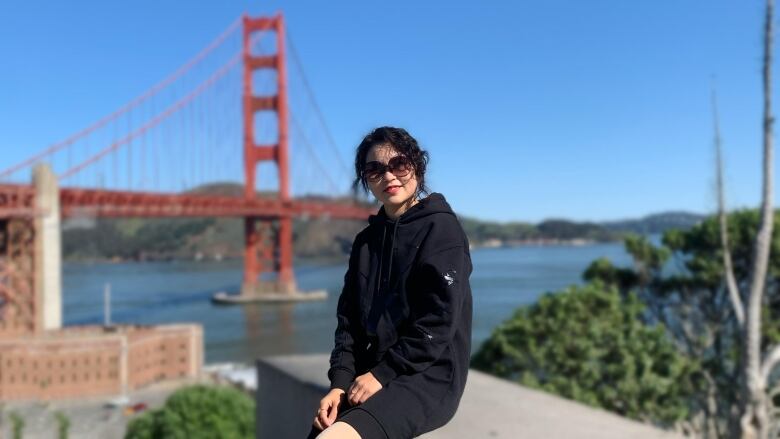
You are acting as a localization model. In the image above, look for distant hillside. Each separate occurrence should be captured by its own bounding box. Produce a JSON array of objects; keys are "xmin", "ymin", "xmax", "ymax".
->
[
  {"xmin": 599, "ymin": 211, "xmax": 706, "ymax": 235},
  {"xmin": 458, "ymin": 216, "xmax": 620, "ymax": 246},
  {"xmin": 61, "ymin": 185, "xmax": 709, "ymax": 260},
  {"xmin": 185, "ymin": 182, "xmax": 365, "ymax": 206},
  {"xmin": 62, "ymin": 183, "xmax": 375, "ymax": 262},
  {"xmin": 457, "ymin": 210, "xmax": 707, "ymax": 247}
]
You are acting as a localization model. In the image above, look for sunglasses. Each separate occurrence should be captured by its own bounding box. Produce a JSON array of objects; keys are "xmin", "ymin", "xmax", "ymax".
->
[{"xmin": 362, "ymin": 156, "xmax": 413, "ymax": 182}]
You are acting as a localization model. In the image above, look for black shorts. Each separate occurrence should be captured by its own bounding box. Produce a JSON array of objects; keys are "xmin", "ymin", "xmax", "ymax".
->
[{"xmin": 306, "ymin": 406, "xmax": 388, "ymax": 439}]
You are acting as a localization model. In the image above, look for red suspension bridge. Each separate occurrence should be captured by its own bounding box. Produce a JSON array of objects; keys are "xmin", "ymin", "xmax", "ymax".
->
[{"xmin": 0, "ymin": 13, "xmax": 374, "ymax": 330}]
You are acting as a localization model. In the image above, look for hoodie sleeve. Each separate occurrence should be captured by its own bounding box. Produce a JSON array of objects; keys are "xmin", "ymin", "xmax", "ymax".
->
[
  {"xmin": 370, "ymin": 240, "xmax": 470, "ymax": 386},
  {"xmin": 327, "ymin": 236, "xmax": 365, "ymax": 392}
]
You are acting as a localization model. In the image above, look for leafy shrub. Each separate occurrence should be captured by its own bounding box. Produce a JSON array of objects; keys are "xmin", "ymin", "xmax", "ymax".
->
[
  {"xmin": 9, "ymin": 411, "xmax": 24, "ymax": 439},
  {"xmin": 125, "ymin": 385, "xmax": 254, "ymax": 439},
  {"xmin": 55, "ymin": 411, "xmax": 70, "ymax": 439},
  {"xmin": 471, "ymin": 282, "xmax": 698, "ymax": 425}
]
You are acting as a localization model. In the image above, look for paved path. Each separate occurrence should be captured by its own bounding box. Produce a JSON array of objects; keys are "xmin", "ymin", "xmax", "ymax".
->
[{"xmin": 0, "ymin": 378, "xmax": 202, "ymax": 438}]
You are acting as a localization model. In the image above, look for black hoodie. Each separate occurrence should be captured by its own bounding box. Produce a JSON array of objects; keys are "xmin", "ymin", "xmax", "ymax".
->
[{"xmin": 327, "ymin": 192, "xmax": 473, "ymax": 426}]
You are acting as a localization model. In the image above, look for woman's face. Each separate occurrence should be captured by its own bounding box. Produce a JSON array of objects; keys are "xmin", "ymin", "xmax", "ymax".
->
[{"xmin": 365, "ymin": 144, "xmax": 419, "ymax": 209}]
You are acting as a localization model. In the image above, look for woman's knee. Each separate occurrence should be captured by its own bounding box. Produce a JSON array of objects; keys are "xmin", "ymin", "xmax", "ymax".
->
[{"xmin": 315, "ymin": 421, "xmax": 361, "ymax": 439}]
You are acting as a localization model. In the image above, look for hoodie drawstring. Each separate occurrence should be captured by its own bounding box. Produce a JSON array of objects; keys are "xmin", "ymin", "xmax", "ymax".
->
[
  {"xmin": 375, "ymin": 226, "xmax": 387, "ymax": 294},
  {"xmin": 375, "ymin": 220, "xmax": 400, "ymax": 295},
  {"xmin": 388, "ymin": 221, "xmax": 399, "ymax": 283}
]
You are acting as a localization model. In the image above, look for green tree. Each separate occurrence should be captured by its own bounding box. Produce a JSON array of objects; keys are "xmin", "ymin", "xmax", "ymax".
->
[
  {"xmin": 582, "ymin": 211, "xmax": 780, "ymax": 437},
  {"xmin": 471, "ymin": 282, "xmax": 698, "ymax": 426},
  {"xmin": 125, "ymin": 385, "xmax": 255, "ymax": 439}
]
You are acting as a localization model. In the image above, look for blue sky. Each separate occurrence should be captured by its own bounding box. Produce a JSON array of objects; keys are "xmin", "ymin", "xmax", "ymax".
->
[{"xmin": 0, "ymin": 1, "xmax": 774, "ymax": 223}]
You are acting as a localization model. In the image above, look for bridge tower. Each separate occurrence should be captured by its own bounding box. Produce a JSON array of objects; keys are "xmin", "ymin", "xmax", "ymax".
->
[
  {"xmin": 0, "ymin": 165, "xmax": 62, "ymax": 338},
  {"xmin": 240, "ymin": 13, "xmax": 322, "ymax": 300}
]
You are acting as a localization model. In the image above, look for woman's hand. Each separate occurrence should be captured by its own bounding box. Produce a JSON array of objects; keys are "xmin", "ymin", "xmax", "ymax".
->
[
  {"xmin": 313, "ymin": 388, "xmax": 346, "ymax": 431},
  {"xmin": 347, "ymin": 371, "xmax": 383, "ymax": 406}
]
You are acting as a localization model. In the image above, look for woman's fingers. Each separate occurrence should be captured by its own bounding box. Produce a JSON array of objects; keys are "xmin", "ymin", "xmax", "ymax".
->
[
  {"xmin": 314, "ymin": 390, "xmax": 347, "ymax": 431},
  {"xmin": 326, "ymin": 401, "xmax": 338, "ymax": 425},
  {"xmin": 313, "ymin": 416, "xmax": 324, "ymax": 431},
  {"xmin": 346, "ymin": 373, "xmax": 383, "ymax": 406},
  {"xmin": 318, "ymin": 395, "xmax": 336, "ymax": 426},
  {"xmin": 317, "ymin": 399, "xmax": 330, "ymax": 426},
  {"xmin": 321, "ymin": 394, "xmax": 345, "ymax": 427},
  {"xmin": 349, "ymin": 387, "xmax": 365, "ymax": 406},
  {"xmin": 318, "ymin": 410, "xmax": 328, "ymax": 428},
  {"xmin": 346, "ymin": 384, "xmax": 355, "ymax": 405}
]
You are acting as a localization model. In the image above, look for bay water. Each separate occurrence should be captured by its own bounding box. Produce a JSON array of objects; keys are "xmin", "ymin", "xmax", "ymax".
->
[{"xmin": 63, "ymin": 239, "xmax": 640, "ymax": 365}]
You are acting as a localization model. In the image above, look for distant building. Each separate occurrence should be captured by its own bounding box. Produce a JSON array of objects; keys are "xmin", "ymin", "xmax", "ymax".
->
[{"xmin": 0, "ymin": 324, "xmax": 202, "ymax": 400}]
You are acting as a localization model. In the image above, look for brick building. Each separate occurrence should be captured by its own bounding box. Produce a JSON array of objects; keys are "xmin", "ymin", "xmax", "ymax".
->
[{"xmin": 0, "ymin": 324, "xmax": 203, "ymax": 401}]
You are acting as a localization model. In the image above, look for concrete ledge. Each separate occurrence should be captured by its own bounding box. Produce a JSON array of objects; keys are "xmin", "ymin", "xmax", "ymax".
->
[{"xmin": 256, "ymin": 354, "xmax": 682, "ymax": 438}]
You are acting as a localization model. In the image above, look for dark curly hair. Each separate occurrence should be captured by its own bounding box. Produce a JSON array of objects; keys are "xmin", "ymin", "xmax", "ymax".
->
[{"xmin": 352, "ymin": 126, "xmax": 430, "ymax": 198}]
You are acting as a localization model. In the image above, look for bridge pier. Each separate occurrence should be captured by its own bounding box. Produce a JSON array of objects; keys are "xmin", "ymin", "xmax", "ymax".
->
[
  {"xmin": 214, "ymin": 215, "xmax": 326, "ymax": 304},
  {"xmin": 33, "ymin": 164, "xmax": 61, "ymax": 330},
  {"xmin": 234, "ymin": 282, "xmax": 327, "ymax": 303}
]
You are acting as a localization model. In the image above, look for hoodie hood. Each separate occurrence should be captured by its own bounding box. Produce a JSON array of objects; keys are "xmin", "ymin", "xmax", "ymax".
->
[{"xmin": 368, "ymin": 192, "xmax": 456, "ymax": 226}]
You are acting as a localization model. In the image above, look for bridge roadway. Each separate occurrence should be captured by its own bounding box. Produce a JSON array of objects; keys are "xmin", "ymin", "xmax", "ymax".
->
[{"xmin": 0, "ymin": 184, "xmax": 373, "ymax": 219}]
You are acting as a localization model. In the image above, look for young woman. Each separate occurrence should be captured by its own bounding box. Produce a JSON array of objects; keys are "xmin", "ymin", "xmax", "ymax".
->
[{"xmin": 307, "ymin": 127, "xmax": 473, "ymax": 439}]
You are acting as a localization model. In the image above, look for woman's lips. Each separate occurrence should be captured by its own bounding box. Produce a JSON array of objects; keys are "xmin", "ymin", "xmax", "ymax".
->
[{"xmin": 384, "ymin": 186, "xmax": 401, "ymax": 194}]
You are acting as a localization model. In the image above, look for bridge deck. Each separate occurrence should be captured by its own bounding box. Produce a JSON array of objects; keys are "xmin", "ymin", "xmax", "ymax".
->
[{"xmin": 0, "ymin": 184, "xmax": 373, "ymax": 219}]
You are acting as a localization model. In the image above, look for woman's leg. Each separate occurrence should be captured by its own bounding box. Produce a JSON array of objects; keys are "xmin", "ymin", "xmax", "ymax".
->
[{"xmin": 315, "ymin": 421, "xmax": 362, "ymax": 439}]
